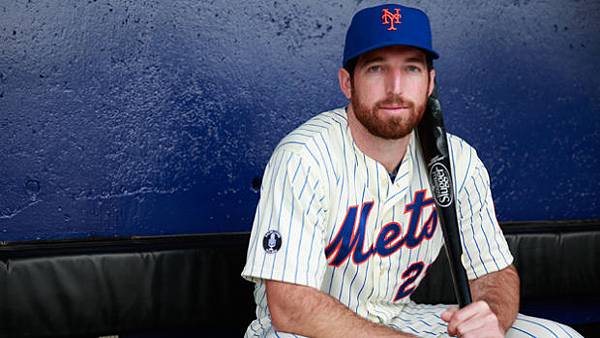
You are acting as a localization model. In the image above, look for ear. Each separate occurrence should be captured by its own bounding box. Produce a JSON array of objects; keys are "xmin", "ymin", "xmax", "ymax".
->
[
  {"xmin": 338, "ymin": 67, "xmax": 352, "ymax": 100},
  {"xmin": 427, "ymin": 68, "xmax": 436, "ymax": 97}
]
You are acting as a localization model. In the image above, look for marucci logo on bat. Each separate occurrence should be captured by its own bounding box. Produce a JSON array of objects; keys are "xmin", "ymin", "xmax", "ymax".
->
[{"xmin": 430, "ymin": 163, "xmax": 453, "ymax": 207}]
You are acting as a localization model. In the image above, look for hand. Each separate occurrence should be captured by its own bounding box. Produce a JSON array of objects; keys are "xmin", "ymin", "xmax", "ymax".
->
[{"xmin": 441, "ymin": 301, "xmax": 504, "ymax": 338}]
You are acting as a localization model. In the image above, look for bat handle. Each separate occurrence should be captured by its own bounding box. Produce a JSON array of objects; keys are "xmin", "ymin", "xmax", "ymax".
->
[{"xmin": 443, "ymin": 237, "xmax": 472, "ymax": 308}]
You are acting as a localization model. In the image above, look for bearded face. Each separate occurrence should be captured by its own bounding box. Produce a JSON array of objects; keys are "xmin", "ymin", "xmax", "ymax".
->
[
  {"xmin": 345, "ymin": 46, "xmax": 433, "ymax": 140},
  {"xmin": 350, "ymin": 89, "xmax": 428, "ymax": 140}
]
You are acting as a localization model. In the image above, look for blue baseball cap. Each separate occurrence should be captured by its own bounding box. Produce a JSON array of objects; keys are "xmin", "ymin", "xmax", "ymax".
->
[{"xmin": 343, "ymin": 4, "xmax": 439, "ymax": 68}]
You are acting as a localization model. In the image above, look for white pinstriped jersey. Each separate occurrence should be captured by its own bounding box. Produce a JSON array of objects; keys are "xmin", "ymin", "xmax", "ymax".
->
[{"xmin": 241, "ymin": 107, "xmax": 514, "ymax": 337}]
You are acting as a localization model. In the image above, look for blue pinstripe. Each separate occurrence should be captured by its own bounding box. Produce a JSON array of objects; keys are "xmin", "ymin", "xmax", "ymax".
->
[
  {"xmin": 343, "ymin": 186, "xmax": 367, "ymax": 306},
  {"xmin": 312, "ymin": 136, "xmax": 333, "ymax": 203},
  {"xmin": 389, "ymin": 205, "xmax": 402, "ymax": 299},
  {"xmin": 305, "ymin": 218, "xmax": 319, "ymax": 286},
  {"xmin": 449, "ymin": 141, "xmax": 478, "ymax": 278},
  {"xmin": 334, "ymin": 186, "xmax": 351, "ymax": 300},
  {"xmin": 320, "ymin": 133, "xmax": 338, "ymax": 179},
  {"xmin": 247, "ymin": 202, "xmax": 261, "ymax": 272},
  {"xmin": 456, "ymin": 190, "xmax": 478, "ymax": 278},
  {"xmin": 303, "ymin": 121, "xmax": 332, "ymax": 129},
  {"xmin": 288, "ymin": 131, "xmax": 316, "ymax": 141},
  {"xmin": 297, "ymin": 169, "xmax": 310, "ymax": 201},
  {"xmin": 405, "ymin": 326, "xmax": 419, "ymax": 334},
  {"xmin": 292, "ymin": 201, "xmax": 304, "ymax": 283},
  {"xmin": 258, "ymin": 151, "xmax": 289, "ymax": 279},
  {"xmin": 242, "ymin": 109, "xmax": 535, "ymax": 338},
  {"xmin": 335, "ymin": 172, "xmax": 351, "ymax": 300},
  {"xmin": 464, "ymin": 187, "xmax": 490, "ymax": 275},
  {"xmin": 509, "ymin": 326, "xmax": 537, "ymax": 337},
  {"xmin": 479, "ymin": 170, "xmax": 511, "ymax": 267},
  {"xmin": 305, "ymin": 182, "xmax": 318, "ymax": 214},
  {"xmin": 291, "ymin": 159, "xmax": 302, "ymax": 182},
  {"xmin": 353, "ymin": 186, "xmax": 370, "ymax": 312},
  {"xmin": 343, "ymin": 141, "xmax": 362, "ymax": 307},
  {"xmin": 276, "ymin": 141, "xmax": 319, "ymax": 166},
  {"xmin": 518, "ymin": 317, "xmax": 560, "ymax": 338},
  {"xmin": 556, "ymin": 324, "xmax": 575, "ymax": 338},
  {"xmin": 270, "ymin": 153, "xmax": 294, "ymax": 280},
  {"xmin": 413, "ymin": 146, "xmax": 426, "ymax": 275},
  {"xmin": 470, "ymin": 175, "xmax": 501, "ymax": 270},
  {"xmin": 385, "ymin": 177, "xmax": 409, "ymax": 204},
  {"xmin": 458, "ymin": 140, "xmax": 471, "ymax": 192}
]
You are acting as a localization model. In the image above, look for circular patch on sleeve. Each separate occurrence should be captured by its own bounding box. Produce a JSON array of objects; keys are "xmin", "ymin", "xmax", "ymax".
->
[{"xmin": 263, "ymin": 230, "xmax": 282, "ymax": 254}]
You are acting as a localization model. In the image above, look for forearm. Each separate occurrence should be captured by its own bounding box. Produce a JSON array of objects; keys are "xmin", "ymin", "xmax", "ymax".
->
[
  {"xmin": 469, "ymin": 264, "xmax": 520, "ymax": 331},
  {"xmin": 266, "ymin": 280, "xmax": 415, "ymax": 338}
]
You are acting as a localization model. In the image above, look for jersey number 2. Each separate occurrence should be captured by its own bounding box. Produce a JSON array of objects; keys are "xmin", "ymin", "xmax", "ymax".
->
[{"xmin": 394, "ymin": 261, "xmax": 425, "ymax": 301}]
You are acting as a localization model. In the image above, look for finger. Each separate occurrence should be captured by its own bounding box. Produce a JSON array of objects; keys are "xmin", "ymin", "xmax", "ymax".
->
[
  {"xmin": 458, "ymin": 313, "xmax": 503, "ymax": 338},
  {"xmin": 447, "ymin": 325, "xmax": 458, "ymax": 337},
  {"xmin": 452, "ymin": 301, "xmax": 490, "ymax": 323},
  {"xmin": 441, "ymin": 306, "xmax": 458, "ymax": 322},
  {"xmin": 446, "ymin": 301, "xmax": 490, "ymax": 334},
  {"xmin": 443, "ymin": 309, "xmax": 461, "ymax": 336},
  {"xmin": 455, "ymin": 314, "xmax": 487, "ymax": 336}
]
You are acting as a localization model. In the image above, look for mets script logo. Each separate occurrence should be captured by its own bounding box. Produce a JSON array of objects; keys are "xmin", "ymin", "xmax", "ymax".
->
[
  {"xmin": 430, "ymin": 163, "xmax": 453, "ymax": 207},
  {"xmin": 381, "ymin": 8, "xmax": 401, "ymax": 31},
  {"xmin": 324, "ymin": 190, "xmax": 438, "ymax": 301},
  {"xmin": 325, "ymin": 190, "xmax": 437, "ymax": 267}
]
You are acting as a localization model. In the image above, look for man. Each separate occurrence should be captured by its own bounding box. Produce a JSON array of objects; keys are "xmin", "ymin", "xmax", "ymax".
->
[{"xmin": 242, "ymin": 4, "xmax": 582, "ymax": 337}]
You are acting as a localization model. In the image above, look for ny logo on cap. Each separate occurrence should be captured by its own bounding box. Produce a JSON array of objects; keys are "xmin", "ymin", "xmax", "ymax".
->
[{"xmin": 381, "ymin": 8, "xmax": 401, "ymax": 31}]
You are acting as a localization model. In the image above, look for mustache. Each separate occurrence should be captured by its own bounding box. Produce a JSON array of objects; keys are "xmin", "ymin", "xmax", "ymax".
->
[{"xmin": 375, "ymin": 95, "xmax": 415, "ymax": 109}]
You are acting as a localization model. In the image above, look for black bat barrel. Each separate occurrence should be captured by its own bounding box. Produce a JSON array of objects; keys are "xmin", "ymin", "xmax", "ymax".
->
[{"xmin": 416, "ymin": 92, "xmax": 473, "ymax": 308}]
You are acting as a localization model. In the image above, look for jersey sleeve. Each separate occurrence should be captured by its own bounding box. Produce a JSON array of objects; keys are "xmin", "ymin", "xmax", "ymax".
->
[
  {"xmin": 241, "ymin": 148, "xmax": 329, "ymax": 289},
  {"xmin": 455, "ymin": 148, "xmax": 514, "ymax": 280}
]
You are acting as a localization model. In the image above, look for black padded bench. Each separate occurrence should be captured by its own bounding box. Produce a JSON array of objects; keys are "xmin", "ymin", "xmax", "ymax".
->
[{"xmin": 1, "ymin": 220, "xmax": 599, "ymax": 337}]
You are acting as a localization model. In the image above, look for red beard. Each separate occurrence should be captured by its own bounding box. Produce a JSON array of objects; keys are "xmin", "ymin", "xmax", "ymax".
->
[{"xmin": 352, "ymin": 92, "xmax": 427, "ymax": 140}]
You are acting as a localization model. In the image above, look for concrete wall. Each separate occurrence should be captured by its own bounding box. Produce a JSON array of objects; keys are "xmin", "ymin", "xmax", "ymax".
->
[{"xmin": 1, "ymin": 0, "xmax": 598, "ymax": 241}]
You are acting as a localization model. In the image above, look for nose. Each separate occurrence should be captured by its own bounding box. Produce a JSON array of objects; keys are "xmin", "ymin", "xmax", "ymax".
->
[{"xmin": 386, "ymin": 68, "xmax": 404, "ymax": 96}]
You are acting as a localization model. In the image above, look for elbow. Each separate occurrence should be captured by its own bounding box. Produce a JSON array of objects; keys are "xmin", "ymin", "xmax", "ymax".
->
[
  {"xmin": 265, "ymin": 280, "xmax": 307, "ymax": 333},
  {"xmin": 268, "ymin": 293, "xmax": 291, "ymax": 332},
  {"xmin": 269, "ymin": 301, "xmax": 292, "ymax": 332},
  {"xmin": 505, "ymin": 265, "xmax": 520, "ymax": 298}
]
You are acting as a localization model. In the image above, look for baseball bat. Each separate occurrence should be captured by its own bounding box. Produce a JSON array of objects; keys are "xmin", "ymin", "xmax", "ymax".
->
[{"xmin": 416, "ymin": 84, "xmax": 472, "ymax": 308}]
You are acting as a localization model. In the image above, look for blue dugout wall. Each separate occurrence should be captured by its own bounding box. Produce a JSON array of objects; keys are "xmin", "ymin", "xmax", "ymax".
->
[{"xmin": 1, "ymin": 0, "xmax": 599, "ymax": 242}]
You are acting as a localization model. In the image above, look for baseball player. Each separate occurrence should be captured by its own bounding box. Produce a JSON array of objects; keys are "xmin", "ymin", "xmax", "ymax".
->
[{"xmin": 242, "ymin": 4, "xmax": 582, "ymax": 337}]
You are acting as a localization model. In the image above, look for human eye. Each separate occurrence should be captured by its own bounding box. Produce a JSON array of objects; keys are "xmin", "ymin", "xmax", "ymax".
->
[
  {"xmin": 406, "ymin": 65, "xmax": 423, "ymax": 73},
  {"xmin": 366, "ymin": 64, "xmax": 383, "ymax": 73}
]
